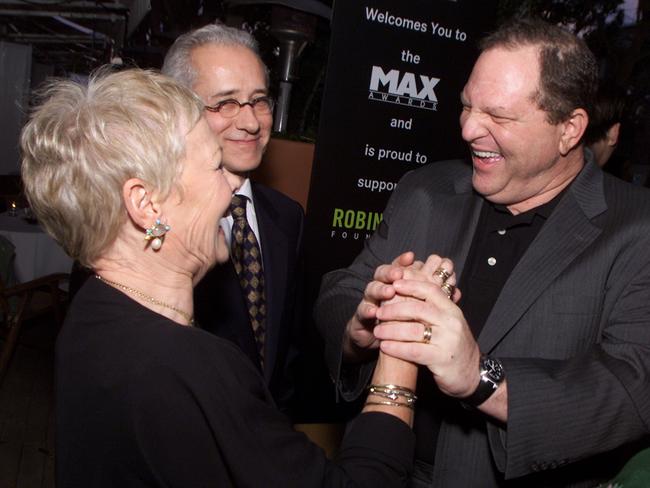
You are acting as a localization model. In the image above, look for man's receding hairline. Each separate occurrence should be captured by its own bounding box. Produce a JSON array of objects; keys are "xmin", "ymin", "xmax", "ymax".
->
[{"xmin": 188, "ymin": 41, "xmax": 269, "ymax": 91}]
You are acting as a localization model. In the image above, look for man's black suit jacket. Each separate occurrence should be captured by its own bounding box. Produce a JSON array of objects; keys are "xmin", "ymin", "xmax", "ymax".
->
[
  {"xmin": 316, "ymin": 159, "xmax": 650, "ymax": 487},
  {"xmin": 194, "ymin": 182, "xmax": 304, "ymax": 414}
]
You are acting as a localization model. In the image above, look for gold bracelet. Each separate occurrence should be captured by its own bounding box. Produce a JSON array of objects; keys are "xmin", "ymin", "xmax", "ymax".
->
[
  {"xmin": 368, "ymin": 384, "xmax": 418, "ymax": 401},
  {"xmin": 369, "ymin": 387, "xmax": 417, "ymax": 400},
  {"xmin": 368, "ymin": 391, "xmax": 417, "ymax": 405},
  {"xmin": 365, "ymin": 400, "xmax": 414, "ymax": 410},
  {"xmin": 368, "ymin": 384, "xmax": 416, "ymax": 396}
]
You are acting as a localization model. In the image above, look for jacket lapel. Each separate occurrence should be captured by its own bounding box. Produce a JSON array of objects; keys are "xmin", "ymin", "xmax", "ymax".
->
[
  {"xmin": 449, "ymin": 170, "xmax": 483, "ymax": 277},
  {"xmin": 478, "ymin": 161, "xmax": 608, "ymax": 352},
  {"xmin": 404, "ymin": 165, "xmax": 482, "ymax": 279}
]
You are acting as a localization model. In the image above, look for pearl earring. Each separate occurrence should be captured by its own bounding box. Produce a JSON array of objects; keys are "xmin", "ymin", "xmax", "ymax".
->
[{"xmin": 144, "ymin": 219, "xmax": 171, "ymax": 251}]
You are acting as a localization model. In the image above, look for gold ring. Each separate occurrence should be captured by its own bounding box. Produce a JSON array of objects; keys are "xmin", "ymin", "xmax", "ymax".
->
[
  {"xmin": 422, "ymin": 325, "xmax": 432, "ymax": 344},
  {"xmin": 441, "ymin": 282, "xmax": 455, "ymax": 299},
  {"xmin": 434, "ymin": 267, "xmax": 451, "ymax": 282}
]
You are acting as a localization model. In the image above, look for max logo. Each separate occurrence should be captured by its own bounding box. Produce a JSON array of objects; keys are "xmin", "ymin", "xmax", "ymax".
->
[{"xmin": 368, "ymin": 65, "xmax": 439, "ymax": 111}]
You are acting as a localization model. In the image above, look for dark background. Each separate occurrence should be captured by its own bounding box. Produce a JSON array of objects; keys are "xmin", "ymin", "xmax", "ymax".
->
[{"xmin": 1, "ymin": 1, "xmax": 649, "ymax": 149}]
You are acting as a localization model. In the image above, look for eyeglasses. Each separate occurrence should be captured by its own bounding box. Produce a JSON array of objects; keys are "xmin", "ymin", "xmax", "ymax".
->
[{"xmin": 204, "ymin": 96, "xmax": 275, "ymax": 118}]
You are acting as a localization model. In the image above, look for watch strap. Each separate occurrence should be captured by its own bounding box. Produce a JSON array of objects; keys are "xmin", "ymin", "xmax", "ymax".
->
[{"xmin": 461, "ymin": 356, "xmax": 504, "ymax": 407}]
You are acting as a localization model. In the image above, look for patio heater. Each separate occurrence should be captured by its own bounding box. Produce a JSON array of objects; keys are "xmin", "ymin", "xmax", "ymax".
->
[{"xmin": 224, "ymin": 0, "xmax": 331, "ymax": 133}]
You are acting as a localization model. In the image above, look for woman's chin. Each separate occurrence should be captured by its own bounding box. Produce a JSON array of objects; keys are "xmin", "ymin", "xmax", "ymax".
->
[
  {"xmin": 213, "ymin": 229, "xmax": 229, "ymax": 264},
  {"xmin": 214, "ymin": 245, "xmax": 230, "ymax": 265}
]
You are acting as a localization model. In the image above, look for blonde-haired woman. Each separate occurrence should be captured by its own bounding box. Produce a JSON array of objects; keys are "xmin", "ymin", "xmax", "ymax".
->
[{"xmin": 21, "ymin": 68, "xmax": 427, "ymax": 487}]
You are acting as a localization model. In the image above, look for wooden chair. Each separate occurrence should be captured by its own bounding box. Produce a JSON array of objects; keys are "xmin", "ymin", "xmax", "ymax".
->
[{"xmin": 0, "ymin": 235, "xmax": 69, "ymax": 383}]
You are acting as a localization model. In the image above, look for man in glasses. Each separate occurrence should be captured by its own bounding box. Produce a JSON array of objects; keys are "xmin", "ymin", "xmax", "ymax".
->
[{"xmin": 163, "ymin": 23, "xmax": 304, "ymax": 417}]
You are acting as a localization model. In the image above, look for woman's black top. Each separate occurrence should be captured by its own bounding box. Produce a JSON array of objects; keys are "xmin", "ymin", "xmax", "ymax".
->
[{"xmin": 56, "ymin": 278, "xmax": 414, "ymax": 487}]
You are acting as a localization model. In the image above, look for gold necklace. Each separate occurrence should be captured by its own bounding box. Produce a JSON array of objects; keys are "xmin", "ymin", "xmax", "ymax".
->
[{"xmin": 95, "ymin": 275, "xmax": 194, "ymax": 326}]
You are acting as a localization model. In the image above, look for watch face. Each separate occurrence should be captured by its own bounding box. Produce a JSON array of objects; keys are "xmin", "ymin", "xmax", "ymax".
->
[{"xmin": 482, "ymin": 357, "xmax": 504, "ymax": 381}]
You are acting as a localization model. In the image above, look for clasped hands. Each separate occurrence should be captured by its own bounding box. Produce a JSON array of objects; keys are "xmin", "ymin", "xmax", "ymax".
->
[{"xmin": 345, "ymin": 252, "xmax": 481, "ymax": 399}]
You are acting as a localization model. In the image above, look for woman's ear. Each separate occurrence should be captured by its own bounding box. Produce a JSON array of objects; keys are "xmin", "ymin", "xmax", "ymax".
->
[
  {"xmin": 122, "ymin": 178, "xmax": 161, "ymax": 230},
  {"xmin": 559, "ymin": 108, "xmax": 589, "ymax": 156}
]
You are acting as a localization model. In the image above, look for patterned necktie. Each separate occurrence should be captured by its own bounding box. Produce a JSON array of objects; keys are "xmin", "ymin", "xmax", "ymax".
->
[{"xmin": 230, "ymin": 194, "xmax": 266, "ymax": 368}]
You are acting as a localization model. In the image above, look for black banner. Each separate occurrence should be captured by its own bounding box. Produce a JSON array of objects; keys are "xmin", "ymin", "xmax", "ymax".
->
[
  {"xmin": 306, "ymin": 0, "xmax": 497, "ymax": 279},
  {"xmin": 297, "ymin": 0, "xmax": 497, "ymax": 422}
]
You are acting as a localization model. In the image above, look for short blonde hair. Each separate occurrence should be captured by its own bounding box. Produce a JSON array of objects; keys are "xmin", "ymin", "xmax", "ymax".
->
[{"xmin": 20, "ymin": 67, "xmax": 204, "ymax": 267}]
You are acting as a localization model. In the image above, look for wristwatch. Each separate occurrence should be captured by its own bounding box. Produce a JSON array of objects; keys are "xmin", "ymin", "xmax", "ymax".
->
[{"xmin": 461, "ymin": 355, "xmax": 505, "ymax": 407}]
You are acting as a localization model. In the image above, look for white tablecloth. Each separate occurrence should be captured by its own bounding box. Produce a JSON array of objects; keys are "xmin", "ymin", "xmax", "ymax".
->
[{"xmin": 0, "ymin": 213, "xmax": 73, "ymax": 283}]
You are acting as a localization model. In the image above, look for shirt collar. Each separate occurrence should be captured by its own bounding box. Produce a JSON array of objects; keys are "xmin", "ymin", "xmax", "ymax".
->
[
  {"xmin": 489, "ymin": 184, "xmax": 570, "ymax": 229},
  {"xmin": 235, "ymin": 178, "xmax": 253, "ymax": 202}
]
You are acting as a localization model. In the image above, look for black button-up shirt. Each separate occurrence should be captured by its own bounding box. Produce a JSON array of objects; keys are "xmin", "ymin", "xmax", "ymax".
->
[
  {"xmin": 415, "ymin": 188, "xmax": 567, "ymax": 465},
  {"xmin": 459, "ymin": 193, "xmax": 563, "ymax": 337}
]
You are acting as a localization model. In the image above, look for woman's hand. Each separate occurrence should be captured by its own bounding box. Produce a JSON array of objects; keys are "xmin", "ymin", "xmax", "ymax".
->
[{"xmin": 374, "ymin": 255, "xmax": 480, "ymax": 399}]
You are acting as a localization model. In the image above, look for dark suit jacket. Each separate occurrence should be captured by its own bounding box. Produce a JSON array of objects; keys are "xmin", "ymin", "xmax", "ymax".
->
[
  {"xmin": 315, "ymin": 159, "xmax": 650, "ymax": 487},
  {"xmin": 194, "ymin": 182, "xmax": 304, "ymax": 414}
]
